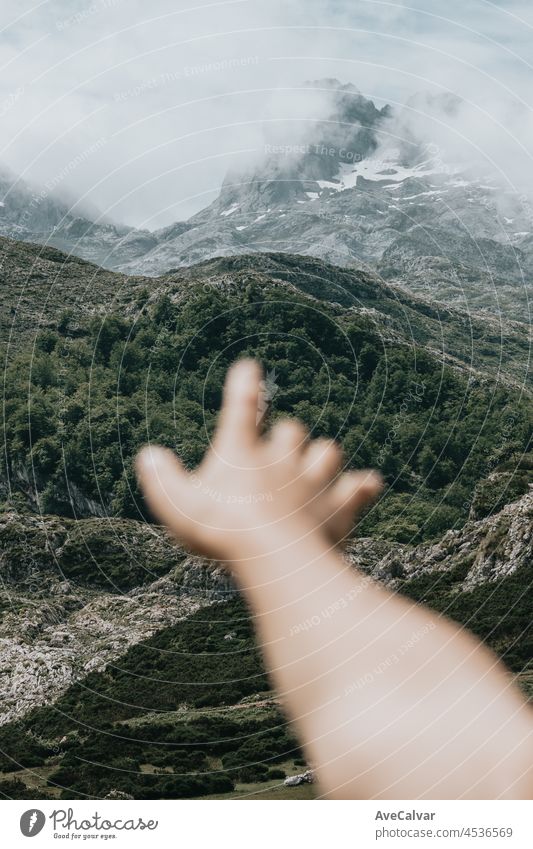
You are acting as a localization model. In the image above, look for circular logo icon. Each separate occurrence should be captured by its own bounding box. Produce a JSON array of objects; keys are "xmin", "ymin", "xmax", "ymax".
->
[{"xmin": 20, "ymin": 810, "xmax": 46, "ymax": 837}]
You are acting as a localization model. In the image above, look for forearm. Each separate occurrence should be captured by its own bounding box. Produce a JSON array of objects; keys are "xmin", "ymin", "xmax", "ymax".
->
[
  {"xmin": 137, "ymin": 362, "xmax": 533, "ymax": 799},
  {"xmin": 229, "ymin": 522, "xmax": 533, "ymax": 799}
]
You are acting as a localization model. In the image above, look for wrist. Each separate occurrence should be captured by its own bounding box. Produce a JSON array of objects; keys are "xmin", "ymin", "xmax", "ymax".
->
[{"xmin": 225, "ymin": 516, "xmax": 335, "ymax": 582}]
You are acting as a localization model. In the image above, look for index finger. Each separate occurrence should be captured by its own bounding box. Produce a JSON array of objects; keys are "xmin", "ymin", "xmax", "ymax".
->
[{"xmin": 214, "ymin": 358, "xmax": 263, "ymax": 458}]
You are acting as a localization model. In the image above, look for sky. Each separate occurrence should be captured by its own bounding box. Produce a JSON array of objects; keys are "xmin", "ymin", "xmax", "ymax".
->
[{"xmin": 0, "ymin": 0, "xmax": 532, "ymax": 229}]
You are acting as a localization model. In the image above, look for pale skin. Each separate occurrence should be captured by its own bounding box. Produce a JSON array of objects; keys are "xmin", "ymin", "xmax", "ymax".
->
[{"xmin": 136, "ymin": 359, "xmax": 533, "ymax": 800}]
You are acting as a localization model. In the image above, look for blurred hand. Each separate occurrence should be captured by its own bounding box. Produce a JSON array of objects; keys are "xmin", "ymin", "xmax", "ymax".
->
[{"xmin": 136, "ymin": 359, "xmax": 381, "ymax": 562}]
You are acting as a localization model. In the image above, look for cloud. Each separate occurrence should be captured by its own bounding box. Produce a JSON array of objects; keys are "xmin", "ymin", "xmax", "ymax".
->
[
  {"xmin": 0, "ymin": 0, "xmax": 531, "ymax": 228},
  {"xmin": 373, "ymin": 80, "xmax": 533, "ymax": 214}
]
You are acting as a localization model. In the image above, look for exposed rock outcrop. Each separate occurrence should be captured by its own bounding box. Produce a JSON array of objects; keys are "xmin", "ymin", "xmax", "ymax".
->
[
  {"xmin": 284, "ymin": 770, "xmax": 315, "ymax": 787},
  {"xmin": 1, "ymin": 490, "xmax": 531, "ymax": 725},
  {"xmin": 347, "ymin": 489, "xmax": 532, "ymax": 589},
  {"xmin": 0, "ymin": 511, "xmax": 235, "ymax": 724}
]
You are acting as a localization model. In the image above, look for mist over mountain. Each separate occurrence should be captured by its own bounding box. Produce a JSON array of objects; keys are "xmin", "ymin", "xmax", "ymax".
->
[
  {"xmin": 2, "ymin": 80, "xmax": 531, "ymax": 321},
  {"xmin": 0, "ymin": 166, "xmax": 157, "ymax": 269}
]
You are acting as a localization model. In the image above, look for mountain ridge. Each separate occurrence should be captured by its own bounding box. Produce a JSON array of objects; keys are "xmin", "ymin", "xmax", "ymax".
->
[
  {"xmin": 2, "ymin": 80, "xmax": 532, "ymax": 321},
  {"xmin": 1, "ymin": 238, "xmax": 530, "ymax": 388}
]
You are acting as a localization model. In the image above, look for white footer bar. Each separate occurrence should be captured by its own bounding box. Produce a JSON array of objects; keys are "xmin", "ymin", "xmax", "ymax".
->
[{"xmin": 3, "ymin": 799, "xmax": 532, "ymax": 848}]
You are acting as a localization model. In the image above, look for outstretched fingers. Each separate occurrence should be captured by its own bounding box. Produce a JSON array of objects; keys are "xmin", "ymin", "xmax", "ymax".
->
[
  {"xmin": 323, "ymin": 470, "xmax": 383, "ymax": 543},
  {"xmin": 268, "ymin": 419, "xmax": 308, "ymax": 460},
  {"xmin": 302, "ymin": 438, "xmax": 342, "ymax": 486}
]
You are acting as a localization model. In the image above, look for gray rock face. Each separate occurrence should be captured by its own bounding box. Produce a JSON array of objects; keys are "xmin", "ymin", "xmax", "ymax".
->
[
  {"xmin": 121, "ymin": 156, "xmax": 533, "ymax": 320},
  {"xmin": 0, "ymin": 511, "xmax": 235, "ymax": 724},
  {"xmin": 0, "ymin": 168, "xmax": 156, "ymax": 270},
  {"xmin": 0, "ymin": 583, "xmax": 205, "ymax": 725},
  {"xmin": 2, "ymin": 81, "xmax": 531, "ymax": 320},
  {"xmin": 178, "ymin": 555, "xmax": 237, "ymax": 600},
  {"xmin": 112, "ymin": 81, "xmax": 532, "ymax": 321}
]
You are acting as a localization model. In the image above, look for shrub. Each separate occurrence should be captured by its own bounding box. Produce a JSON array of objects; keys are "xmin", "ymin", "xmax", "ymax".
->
[{"xmin": 267, "ymin": 768, "xmax": 286, "ymax": 780}]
